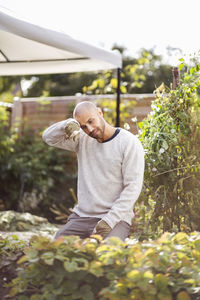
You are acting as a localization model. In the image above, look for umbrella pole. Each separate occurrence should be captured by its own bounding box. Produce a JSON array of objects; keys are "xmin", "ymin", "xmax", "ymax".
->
[{"xmin": 116, "ymin": 67, "xmax": 121, "ymax": 127}]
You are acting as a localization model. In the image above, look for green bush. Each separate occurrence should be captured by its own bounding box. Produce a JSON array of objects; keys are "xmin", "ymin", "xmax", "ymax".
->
[
  {"xmin": 135, "ymin": 55, "xmax": 200, "ymax": 238},
  {"xmin": 3, "ymin": 232, "xmax": 200, "ymax": 299},
  {"xmin": 0, "ymin": 106, "xmax": 17, "ymax": 157},
  {"xmin": 97, "ymin": 98, "xmax": 136, "ymax": 128},
  {"xmin": 0, "ymin": 113, "xmax": 77, "ymax": 221},
  {"xmin": 0, "ymin": 234, "xmax": 26, "ymax": 298}
]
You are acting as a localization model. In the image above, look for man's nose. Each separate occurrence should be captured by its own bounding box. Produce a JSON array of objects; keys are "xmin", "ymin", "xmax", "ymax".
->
[{"xmin": 87, "ymin": 124, "xmax": 93, "ymax": 133}]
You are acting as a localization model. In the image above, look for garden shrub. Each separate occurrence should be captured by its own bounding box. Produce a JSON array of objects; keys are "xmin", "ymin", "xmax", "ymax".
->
[
  {"xmin": 135, "ymin": 55, "xmax": 200, "ymax": 238},
  {"xmin": 0, "ymin": 112, "xmax": 77, "ymax": 221},
  {"xmin": 3, "ymin": 232, "xmax": 200, "ymax": 299},
  {"xmin": 0, "ymin": 234, "xmax": 26, "ymax": 298},
  {"xmin": 97, "ymin": 98, "xmax": 136, "ymax": 128}
]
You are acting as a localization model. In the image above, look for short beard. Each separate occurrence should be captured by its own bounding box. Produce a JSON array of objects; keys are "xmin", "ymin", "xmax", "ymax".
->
[
  {"xmin": 90, "ymin": 118, "xmax": 105, "ymax": 141},
  {"xmin": 96, "ymin": 119, "xmax": 105, "ymax": 142}
]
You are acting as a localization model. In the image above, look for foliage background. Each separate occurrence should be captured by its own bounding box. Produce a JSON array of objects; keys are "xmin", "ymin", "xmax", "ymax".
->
[
  {"xmin": 0, "ymin": 47, "xmax": 172, "ymax": 101},
  {"xmin": 0, "ymin": 113, "xmax": 77, "ymax": 221},
  {"xmin": 134, "ymin": 55, "xmax": 200, "ymax": 239}
]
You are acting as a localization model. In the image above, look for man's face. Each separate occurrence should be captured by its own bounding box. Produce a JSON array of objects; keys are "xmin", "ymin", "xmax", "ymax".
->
[{"xmin": 75, "ymin": 109, "xmax": 105, "ymax": 142}]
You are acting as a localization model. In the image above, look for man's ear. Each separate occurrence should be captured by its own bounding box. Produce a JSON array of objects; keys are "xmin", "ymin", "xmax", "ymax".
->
[{"xmin": 97, "ymin": 107, "xmax": 103, "ymax": 116}]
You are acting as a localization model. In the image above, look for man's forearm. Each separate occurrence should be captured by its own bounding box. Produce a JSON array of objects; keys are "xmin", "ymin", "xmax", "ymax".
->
[
  {"xmin": 102, "ymin": 182, "xmax": 143, "ymax": 229},
  {"xmin": 42, "ymin": 118, "xmax": 80, "ymax": 151}
]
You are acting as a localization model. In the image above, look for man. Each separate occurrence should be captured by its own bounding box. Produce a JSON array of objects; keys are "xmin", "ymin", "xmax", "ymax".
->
[{"xmin": 42, "ymin": 101, "xmax": 145, "ymax": 240}]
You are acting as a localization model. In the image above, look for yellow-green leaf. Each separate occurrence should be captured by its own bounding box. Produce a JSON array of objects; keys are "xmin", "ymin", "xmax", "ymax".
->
[
  {"xmin": 176, "ymin": 291, "xmax": 191, "ymax": 300},
  {"xmin": 154, "ymin": 274, "xmax": 168, "ymax": 289},
  {"xmin": 30, "ymin": 295, "xmax": 42, "ymax": 300},
  {"xmin": 144, "ymin": 271, "xmax": 154, "ymax": 280},
  {"xmin": 157, "ymin": 292, "xmax": 172, "ymax": 300},
  {"xmin": 127, "ymin": 270, "xmax": 141, "ymax": 281},
  {"xmin": 17, "ymin": 255, "xmax": 28, "ymax": 264},
  {"xmin": 120, "ymin": 85, "xmax": 127, "ymax": 93},
  {"xmin": 97, "ymin": 79, "xmax": 105, "ymax": 88},
  {"xmin": 9, "ymin": 287, "xmax": 18, "ymax": 297},
  {"xmin": 110, "ymin": 78, "xmax": 118, "ymax": 89},
  {"xmin": 89, "ymin": 261, "xmax": 103, "ymax": 277}
]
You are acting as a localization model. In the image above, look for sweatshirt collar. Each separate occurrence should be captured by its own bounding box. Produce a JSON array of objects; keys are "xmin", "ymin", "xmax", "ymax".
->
[{"xmin": 102, "ymin": 128, "xmax": 120, "ymax": 143}]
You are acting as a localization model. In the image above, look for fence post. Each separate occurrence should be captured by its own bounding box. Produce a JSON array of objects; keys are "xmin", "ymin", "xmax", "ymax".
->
[
  {"xmin": 11, "ymin": 97, "xmax": 23, "ymax": 128},
  {"xmin": 172, "ymin": 67, "xmax": 180, "ymax": 90}
]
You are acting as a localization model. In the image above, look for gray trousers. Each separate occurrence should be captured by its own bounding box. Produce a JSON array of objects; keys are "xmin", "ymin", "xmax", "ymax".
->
[{"xmin": 55, "ymin": 213, "xmax": 130, "ymax": 241}]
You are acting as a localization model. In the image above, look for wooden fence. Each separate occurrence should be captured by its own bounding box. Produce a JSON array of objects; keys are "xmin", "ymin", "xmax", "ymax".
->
[{"xmin": 8, "ymin": 93, "xmax": 155, "ymax": 134}]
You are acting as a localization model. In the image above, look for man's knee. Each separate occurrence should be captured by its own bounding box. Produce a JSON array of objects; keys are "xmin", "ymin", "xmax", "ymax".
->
[{"xmin": 54, "ymin": 213, "xmax": 100, "ymax": 240}]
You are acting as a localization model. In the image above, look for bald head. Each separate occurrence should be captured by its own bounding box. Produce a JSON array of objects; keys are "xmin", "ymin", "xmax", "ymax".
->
[
  {"xmin": 72, "ymin": 101, "xmax": 107, "ymax": 141},
  {"xmin": 73, "ymin": 101, "xmax": 98, "ymax": 119}
]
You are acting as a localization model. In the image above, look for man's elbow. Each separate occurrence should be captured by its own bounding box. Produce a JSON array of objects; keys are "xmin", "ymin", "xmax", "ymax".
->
[{"xmin": 42, "ymin": 130, "xmax": 49, "ymax": 145}]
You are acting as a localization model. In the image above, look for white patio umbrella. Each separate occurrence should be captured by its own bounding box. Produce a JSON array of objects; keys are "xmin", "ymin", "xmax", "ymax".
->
[{"xmin": 0, "ymin": 6, "xmax": 122, "ymax": 125}]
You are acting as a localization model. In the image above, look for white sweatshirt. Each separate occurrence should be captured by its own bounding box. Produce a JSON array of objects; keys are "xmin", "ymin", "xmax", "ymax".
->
[{"xmin": 42, "ymin": 119, "xmax": 145, "ymax": 229}]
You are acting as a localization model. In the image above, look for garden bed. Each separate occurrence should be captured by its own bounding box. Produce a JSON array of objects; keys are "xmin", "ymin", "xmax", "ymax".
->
[{"xmin": 1, "ymin": 232, "xmax": 200, "ymax": 299}]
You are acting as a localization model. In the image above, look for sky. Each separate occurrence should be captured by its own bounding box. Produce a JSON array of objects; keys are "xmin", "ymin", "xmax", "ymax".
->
[{"xmin": 0, "ymin": 0, "xmax": 199, "ymax": 65}]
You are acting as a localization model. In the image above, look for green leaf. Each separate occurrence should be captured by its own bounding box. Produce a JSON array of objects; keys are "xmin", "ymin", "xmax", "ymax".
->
[
  {"xmin": 82, "ymin": 86, "xmax": 87, "ymax": 93},
  {"xmin": 195, "ymin": 64, "xmax": 200, "ymax": 72},
  {"xmin": 11, "ymin": 234, "xmax": 19, "ymax": 240},
  {"xmin": 30, "ymin": 295, "xmax": 42, "ymax": 300},
  {"xmin": 26, "ymin": 248, "xmax": 38, "ymax": 261},
  {"xmin": 176, "ymin": 291, "xmax": 191, "ymax": 300},
  {"xmin": 83, "ymin": 290, "xmax": 94, "ymax": 300},
  {"xmin": 143, "ymin": 271, "xmax": 154, "ymax": 280},
  {"xmin": 193, "ymin": 239, "xmax": 200, "ymax": 251},
  {"xmin": 79, "ymin": 284, "xmax": 94, "ymax": 300},
  {"xmin": 42, "ymin": 294, "xmax": 56, "ymax": 300},
  {"xmin": 18, "ymin": 296, "xmax": 29, "ymax": 300},
  {"xmin": 154, "ymin": 274, "xmax": 168, "ymax": 290},
  {"xmin": 157, "ymin": 292, "xmax": 172, "ymax": 300},
  {"xmin": 97, "ymin": 79, "xmax": 105, "ymax": 89},
  {"xmin": 17, "ymin": 255, "xmax": 28, "ymax": 264},
  {"xmin": 162, "ymin": 140, "xmax": 168, "ymax": 150},
  {"xmin": 9, "ymin": 287, "xmax": 19, "ymax": 297},
  {"xmin": 64, "ymin": 260, "xmax": 78, "ymax": 272},
  {"xmin": 179, "ymin": 63, "xmax": 184, "ymax": 71},
  {"xmin": 110, "ymin": 78, "xmax": 118, "ymax": 89},
  {"xmin": 172, "ymin": 232, "xmax": 188, "ymax": 244},
  {"xmin": 120, "ymin": 85, "xmax": 127, "ymax": 93},
  {"xmin": 127, "ymin": 270, "xmax": 141, "ymax": 281},
  {"xmin": 41, "ymin": 251, "xmax": 54, "ymax": 265},
  {"xmin": 190, "ymin": 67, "xmax": 195, "ymax": 75},
  {"xmin": 89, "ymin": 261, "xmax": 103, "ymax": 277}
]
